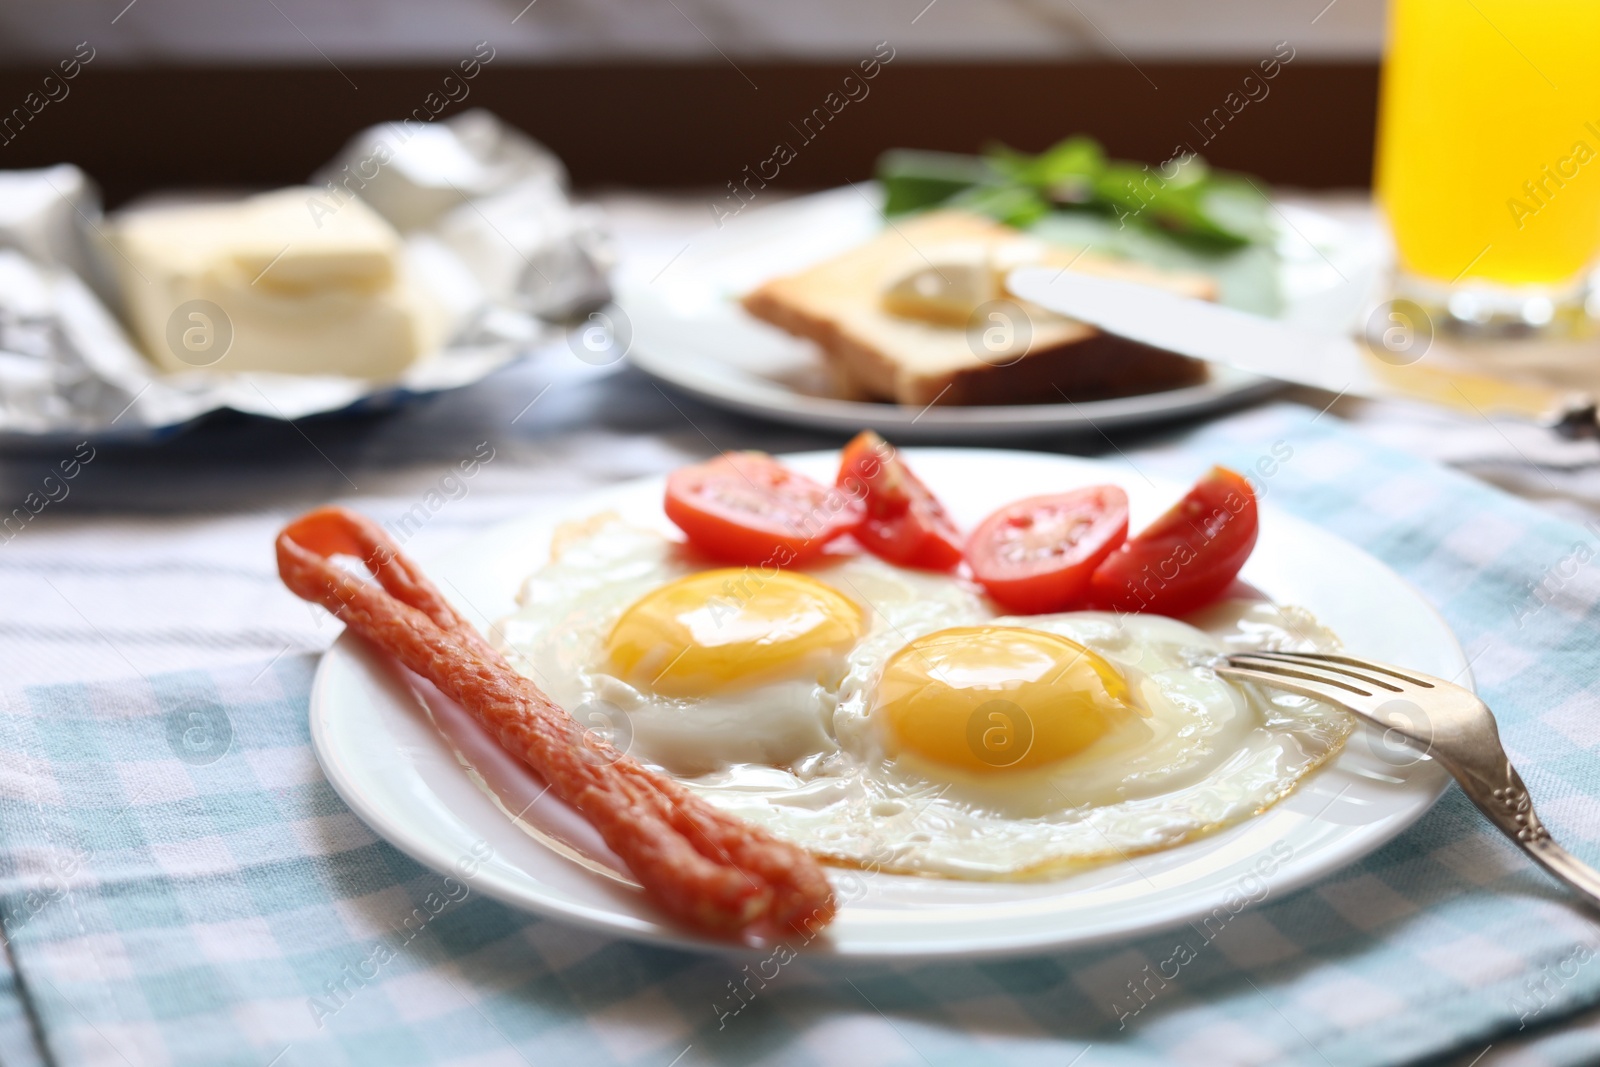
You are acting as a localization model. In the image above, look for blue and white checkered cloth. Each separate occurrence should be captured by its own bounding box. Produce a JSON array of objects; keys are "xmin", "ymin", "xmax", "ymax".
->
[{"xmin": 5, "ymin": 403, "xmax": 1600, "ymax": 1067}]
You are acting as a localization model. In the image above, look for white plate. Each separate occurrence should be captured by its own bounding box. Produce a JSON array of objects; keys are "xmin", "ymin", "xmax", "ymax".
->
[
  {"xmin": 614, "ymin": 188, "xmax": 1386, "ymax": 440},
  {"xmin": 309, "ymin": 449, "xmax": 1461, "ymax": 961}
]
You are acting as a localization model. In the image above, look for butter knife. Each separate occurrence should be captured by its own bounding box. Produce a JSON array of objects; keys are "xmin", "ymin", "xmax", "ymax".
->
[{"xmin": 1006, "ymin": 266, "xmax": 1599, "ymax": 438}]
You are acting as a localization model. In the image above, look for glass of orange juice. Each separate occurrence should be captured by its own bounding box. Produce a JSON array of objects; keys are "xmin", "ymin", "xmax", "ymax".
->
[{"xmin": 1375, "ymin": 0, "xmax": 1600, "ymax": 335}]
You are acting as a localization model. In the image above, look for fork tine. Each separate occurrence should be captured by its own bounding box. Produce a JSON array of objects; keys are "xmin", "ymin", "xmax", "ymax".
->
[
  {"xmin": 1244, "ymin": 650, "xmax": 1439, "ymax": 690},
  {"xmin": 1212, "ymin": 663, "xmax": 1373, "ymax": 710},
  {"xmin": 1229, "ymin": 652, "xmax": 1406, "ymax": 694},
  {"xmin": 1224, "ymin": 654, "xmax": 1387, "ymax": 698}
]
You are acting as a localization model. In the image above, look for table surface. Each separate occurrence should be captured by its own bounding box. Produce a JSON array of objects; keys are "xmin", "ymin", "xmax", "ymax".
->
[{"xmin": 4, "ymin": 192, "xmax": 1599, "ymax": 1065}]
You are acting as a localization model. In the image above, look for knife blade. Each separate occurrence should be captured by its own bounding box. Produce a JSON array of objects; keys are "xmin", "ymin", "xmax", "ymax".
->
[{"xmin": 1006, "ymin": 266, "xmax": 1598, "ymax": 436}]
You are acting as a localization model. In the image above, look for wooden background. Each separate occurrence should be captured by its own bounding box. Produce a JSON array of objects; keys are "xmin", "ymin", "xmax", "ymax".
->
[{"xmin": 0, "ymin": 62, "xmax": 1379, "ymax": 205}]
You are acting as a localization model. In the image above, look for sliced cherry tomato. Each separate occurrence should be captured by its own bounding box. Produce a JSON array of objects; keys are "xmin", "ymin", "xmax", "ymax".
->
[
  {"xmin": 966, "ymin": 486, "xmax": 1129, "ymax": 613},
  {"xmin": 664, "ymin": 451, "xmax": 861, "ymax": 566},
  {"xmin": 1089, "ymin": 466, "xmax": 1258, "ymax": 617},
  {"xmin": 836, "ymin": 430, "xmax": 964, "ymax": 571}
]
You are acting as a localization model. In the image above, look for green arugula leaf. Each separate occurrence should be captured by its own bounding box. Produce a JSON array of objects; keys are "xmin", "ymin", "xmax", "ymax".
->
[
  {"xmin": 876, "ymin": 149, "xmax": 1002, "ymax": 216},
  {"xmin": 873, "ymin": 136, "xmax": 1271, "ymax": 248},
  {"xmin": 946, "ymin": 184, "xmax": 1053, "ymax": 228}
]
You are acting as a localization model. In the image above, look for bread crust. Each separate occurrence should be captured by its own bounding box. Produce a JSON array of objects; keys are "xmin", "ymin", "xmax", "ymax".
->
[{"xmin": 741, "ymin": 211, "xmax": 1215, "ymax": 406}]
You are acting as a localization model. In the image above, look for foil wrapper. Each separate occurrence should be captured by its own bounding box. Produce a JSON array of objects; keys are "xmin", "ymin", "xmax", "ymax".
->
[{"xmin": 0, "ymin": 110, "xmax": 611, "ymax": 442}]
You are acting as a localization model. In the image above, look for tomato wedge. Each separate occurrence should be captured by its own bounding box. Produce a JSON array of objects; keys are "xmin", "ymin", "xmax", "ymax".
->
[
  {"xmin": 836, "ymin": 430, "xmax": 964, "ymax": 571},
  {"xmin": 1089, "ymin": 466, "xmax": 1258, "ymax": 617},
  {"xmin": 966, "ymin": 486, "xmax": 1129, "ymax": 613},
  {"xmin": 664, "ymin": 451, "xmax": 861, "ymax": 566}
]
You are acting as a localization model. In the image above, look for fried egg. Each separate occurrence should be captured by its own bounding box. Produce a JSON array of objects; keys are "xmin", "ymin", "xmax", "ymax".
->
[{"xmin": 494, "ymin": 517, "xmax": 1352, "ymax": 880}]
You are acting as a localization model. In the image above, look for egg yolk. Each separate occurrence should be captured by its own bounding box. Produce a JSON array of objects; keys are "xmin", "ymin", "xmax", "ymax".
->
[
  {"xmin": 874, "ymin": 626, "xmax": 1134, "ymax": 775},
  {"xmin": 604, "ymin": 569, "xmax": 864, "ymax": 698}
]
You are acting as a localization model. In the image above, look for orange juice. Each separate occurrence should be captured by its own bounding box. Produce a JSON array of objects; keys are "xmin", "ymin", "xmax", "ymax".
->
[{"xmin": 1376, "ymin": 0, "xmax": 1600, "ymax": 288}]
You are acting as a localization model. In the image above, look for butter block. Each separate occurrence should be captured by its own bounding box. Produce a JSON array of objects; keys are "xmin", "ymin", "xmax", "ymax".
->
[{"xmin": 114, "ymin": 188, "xmax": 440, "ymax": 378}]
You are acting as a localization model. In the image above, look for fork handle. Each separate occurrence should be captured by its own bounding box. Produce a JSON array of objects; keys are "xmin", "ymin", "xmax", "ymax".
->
[
  {"xmin": 1447, "ymin": 754, "xmax": 1600, "ymax": 913},
  {"xmin": 1524, "ymin": 839, "xmax": 1600, "ymax": 913}
]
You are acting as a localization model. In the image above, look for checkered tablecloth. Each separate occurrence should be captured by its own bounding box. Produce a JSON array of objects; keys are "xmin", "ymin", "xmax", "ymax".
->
[{"xmin": 4, "ymin": 400, "xmax": 1600, "ymax": 1067}]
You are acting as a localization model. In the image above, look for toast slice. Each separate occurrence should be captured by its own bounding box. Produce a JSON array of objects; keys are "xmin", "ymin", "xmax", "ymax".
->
[{"xmin": 741, "ymin": 211, "xmax": 1215, "ymax": 407}]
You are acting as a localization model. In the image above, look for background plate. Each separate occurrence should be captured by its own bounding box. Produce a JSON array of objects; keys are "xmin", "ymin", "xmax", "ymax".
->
[
  {"xmin": 310, "ymin": 449, "xmax": 1461, "ymax": 961},
  {"xmin": 615, "ymin": 187, "xmax": 1385, "ymax": 440}
]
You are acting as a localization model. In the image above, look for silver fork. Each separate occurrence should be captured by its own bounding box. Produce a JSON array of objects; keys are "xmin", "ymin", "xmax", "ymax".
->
[{"xmin": 1216, "ymin": 650, "xmax": 1600, "ymax": 912}]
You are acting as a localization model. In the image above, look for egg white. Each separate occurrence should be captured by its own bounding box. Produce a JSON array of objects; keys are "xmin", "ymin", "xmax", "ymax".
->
[
  {"xmin": 496, "ymin": 516, "xmax": 978, "ymax": 776},
  {"xmin": 494, "ymin": 517, "xmax": 1352, "ymax": 880}
]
